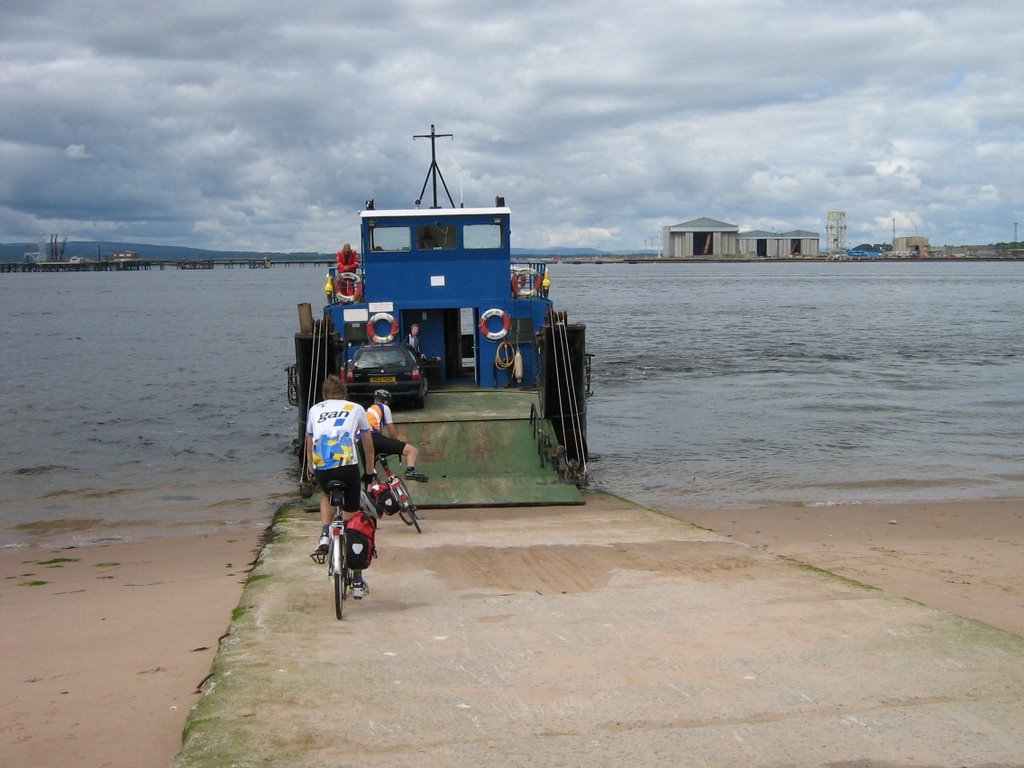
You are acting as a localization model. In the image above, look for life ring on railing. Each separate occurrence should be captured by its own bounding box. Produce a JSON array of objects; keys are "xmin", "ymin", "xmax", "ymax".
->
[
  {"xmin": 367, "ymin": 312, "xmax": 399, "ymax": 343},
  {"xmin": 478, "ymin": 308, "xmax": 511, "ymax": 341},
  {"xmin": 334, "ymin": 272, "xmax": 363, "ymax": 304},
  {"xmin": 511, "ymin": 267, "xmax": 537, "ymax": 298}
]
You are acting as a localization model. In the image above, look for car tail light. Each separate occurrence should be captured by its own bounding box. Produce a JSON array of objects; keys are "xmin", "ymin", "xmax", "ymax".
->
[
  {"xmin": 346, "ymin": 368, "xmax": 354, "ymax": 382},
  {"xmin": 411, "ymin": 366, "xmax": 421, "ymax": 381}
]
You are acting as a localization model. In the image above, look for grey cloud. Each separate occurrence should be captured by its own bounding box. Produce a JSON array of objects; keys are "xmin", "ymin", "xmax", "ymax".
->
[{"xmin": 2, "ymin": 0, "xmax": 1023, "ymax": 250}]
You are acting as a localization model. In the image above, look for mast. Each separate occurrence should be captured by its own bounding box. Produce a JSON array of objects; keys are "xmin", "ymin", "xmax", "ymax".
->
[{"xmin": 414, "ymin": 124, "xmax": 457, "ymax": 209}]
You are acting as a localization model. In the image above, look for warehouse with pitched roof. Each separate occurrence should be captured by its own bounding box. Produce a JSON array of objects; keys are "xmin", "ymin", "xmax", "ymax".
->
[
  {"xmin": 661, "ymin": 218, "xmax": 739, "ymax": 258},
  {"xmin": 662, "ymin": 218, "xmax": 821, "ymax": 258},
  {"xmin": 738, "ymin": 229, "xmax": 821, "ymax": 258}
]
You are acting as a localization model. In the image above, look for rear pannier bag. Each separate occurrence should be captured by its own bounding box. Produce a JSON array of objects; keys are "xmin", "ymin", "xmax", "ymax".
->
[
  {"xmin": 344, "ymin": 512, "xmax": 378, "ymax": 570},
  {"xmin": 367, "ymin": 481, "xmax": 397, "ymax": 516}
]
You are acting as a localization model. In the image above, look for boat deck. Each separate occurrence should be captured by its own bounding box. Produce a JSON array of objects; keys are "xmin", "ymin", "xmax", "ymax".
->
[{"xmin": 372, "ymin": 389, "xmax": 584, "ymax": 507}]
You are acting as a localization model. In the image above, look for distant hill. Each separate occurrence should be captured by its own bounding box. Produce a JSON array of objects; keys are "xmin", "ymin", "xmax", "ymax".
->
[
  {"xmin": 0, "ymin": 240, "xmax": 613, "ymax": 262},
  {"xmin": 0, "ymin": 241, "xmax": 324, "ymax": 263},
  {"xmin": 512, "ymin": 247, "xmax": 609, "ymax": 257}
]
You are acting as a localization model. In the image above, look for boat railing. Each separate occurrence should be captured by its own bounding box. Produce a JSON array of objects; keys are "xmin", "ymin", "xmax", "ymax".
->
[
  {"xmin": 326, "ymin": 265, "xmax": 366, "ymax": 305},
  {"xmin": 510, "ymin": 260, "xmax": 550, "ymax": 300}
]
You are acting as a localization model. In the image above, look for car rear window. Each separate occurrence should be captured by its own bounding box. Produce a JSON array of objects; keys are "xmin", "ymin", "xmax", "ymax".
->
[{"xmin": 354, "ymin": 349, "xmax": 408, "ymax": 369}]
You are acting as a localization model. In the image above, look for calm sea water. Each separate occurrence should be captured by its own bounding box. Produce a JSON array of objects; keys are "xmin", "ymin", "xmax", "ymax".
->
[
  {"xmin": 1, "ymin": 261, "xmax": 1022, "ymax": 547},
  {"xmin": 559, "ymin": 261, "xmax": 1024, "ymax": 510}
]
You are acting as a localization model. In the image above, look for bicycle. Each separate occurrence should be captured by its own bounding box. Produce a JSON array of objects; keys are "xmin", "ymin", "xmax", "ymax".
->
[
  {"xmin": 311, "ymin": 479, "xmax": 378, "ymax": 620},
  {"xmin": 375, "ymin": 454, "xmax": 422, "ymax": 534}
]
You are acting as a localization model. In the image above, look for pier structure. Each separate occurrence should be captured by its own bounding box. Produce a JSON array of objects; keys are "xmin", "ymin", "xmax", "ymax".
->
[
  {"xmin": 0, "ymin": 257, "xmax": 329, "ymax": 273},
  {"xmin": 0, "ymin": 259, "xmax": 154, "ymax": 273},
  {"xmin": 164, "ymin": 390, "xmax": 1024, "ymax": 767},
  {"xmin": 172, "ymin": 476, "xmax": 1024, "ymax": 765}
]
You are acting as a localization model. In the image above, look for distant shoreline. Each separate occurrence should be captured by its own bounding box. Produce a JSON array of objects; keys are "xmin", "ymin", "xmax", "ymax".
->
[
  {"xmin": 3, "ymin": 254, "xmax": 1023, "ymax": 273},
  {"xmin": 553, "ymin": 254, "xmax": 1024, "ymax": 264}
]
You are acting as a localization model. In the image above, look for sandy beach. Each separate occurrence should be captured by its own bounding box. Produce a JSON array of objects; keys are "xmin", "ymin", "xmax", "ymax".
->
[
  {"xmin": 679, "ymin": 497, "xmax": 1024, "ymax": 637},
  {"xmin": 2, "ymin": 497, "xmax": 1023, "ymax": 767},
  {"xmin": 0, "ymin": 528, "xmax": 264, "ymax": 768}
]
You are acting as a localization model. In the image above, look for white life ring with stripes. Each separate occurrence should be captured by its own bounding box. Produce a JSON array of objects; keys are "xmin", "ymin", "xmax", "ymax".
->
[
  {"xmin": 478, "ymin": 308, "xmax": 511, "ymax": 341},
  {"xmin": 334, "ymin": 271, "xmax": 362, "ymax": 304},
  {"xmin": 511, "ymin": 267, "xmax": 538, "ymax": 298},
  {"xmin": 367, "ymin": 312, "xmax": 399, "ymax": 343}
]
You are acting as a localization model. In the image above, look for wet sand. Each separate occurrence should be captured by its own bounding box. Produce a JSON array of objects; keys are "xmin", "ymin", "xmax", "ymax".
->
[
  {"xmin": 2, "ymin": 498, "xmax": 1023, "ymax": 766},
  {"xmin": 0, "ymin": 529, "xmax": 264, "ymax": 768},
  {"xmin": 678, "ymin": 498, "xmax": 1024, "ymax": 636}
]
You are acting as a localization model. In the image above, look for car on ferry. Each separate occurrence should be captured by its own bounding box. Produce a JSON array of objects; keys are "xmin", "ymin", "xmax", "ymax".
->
[{"xmin": 345, "ymin": 343, "xmax": 428, "ymax": 408}]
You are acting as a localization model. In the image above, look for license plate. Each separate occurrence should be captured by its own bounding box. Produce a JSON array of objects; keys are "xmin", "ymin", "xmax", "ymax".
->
[{"xmin": 370, "ymin": 376, "xmax": 396, "ymax": 383}]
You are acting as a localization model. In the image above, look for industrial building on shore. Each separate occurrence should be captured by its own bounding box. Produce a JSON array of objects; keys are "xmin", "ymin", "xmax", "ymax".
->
[
  {"xmin": 660, "ymin": 212, "xmax": 955, "ymax": 260},
  {"xmin": 662, "ymin": 217, "xmax": 821, "ymax": 259}
]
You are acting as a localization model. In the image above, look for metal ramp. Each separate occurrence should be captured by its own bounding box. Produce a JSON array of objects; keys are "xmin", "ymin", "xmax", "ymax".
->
[{"xmin": 393, "ymin": 389, "xmax": 583, "ymax": 507}]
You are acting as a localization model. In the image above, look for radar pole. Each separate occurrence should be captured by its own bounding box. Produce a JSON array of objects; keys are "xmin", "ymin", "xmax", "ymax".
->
[
  {"xmin": 414, "ymin": 124, "xmax": 457, "ymax": 209},
  {"xmin": 826, "ymin": 211, "xmax": 847, "ymax": 258}
]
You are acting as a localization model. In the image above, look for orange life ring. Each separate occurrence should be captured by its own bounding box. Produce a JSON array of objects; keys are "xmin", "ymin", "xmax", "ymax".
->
[
  {"xmin": 367, "ymin": 312, "xmax": 399, "ymax": 343},
  {"xmin": 334, "ymin": 272, "xmax": 363, "ymax": 304},
  {"xmin": 479, "ymin": 308, "xmax": 511, "ymax": 341},
  {"xmin": 511, "ymin": 267, "xmax": 537, "ymax": 298}
]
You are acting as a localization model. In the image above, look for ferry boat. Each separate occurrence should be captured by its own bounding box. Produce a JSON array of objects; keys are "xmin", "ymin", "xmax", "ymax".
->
[{"xmin": 287, "ymin": 126, "xmax": 590, "ymax": 498}]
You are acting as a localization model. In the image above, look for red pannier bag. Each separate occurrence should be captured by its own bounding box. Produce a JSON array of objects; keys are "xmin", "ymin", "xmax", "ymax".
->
[{"xmin": 344, "ymin": 512, "xmax": 378, "ymax": 570}]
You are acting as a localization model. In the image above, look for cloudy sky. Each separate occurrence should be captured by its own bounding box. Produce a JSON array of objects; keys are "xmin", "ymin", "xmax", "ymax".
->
[{"xmin": 2, "ymin": 0, "xmax": 1022, "ymax": 252}]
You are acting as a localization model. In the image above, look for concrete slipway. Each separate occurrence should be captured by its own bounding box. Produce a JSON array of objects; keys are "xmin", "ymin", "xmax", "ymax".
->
[{"xmin": 173, "ymin": 395, "xmax": 1024, "ymax": 768}]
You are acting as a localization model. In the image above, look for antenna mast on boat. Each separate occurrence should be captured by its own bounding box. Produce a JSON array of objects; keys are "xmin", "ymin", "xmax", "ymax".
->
[{"xmin": 414, "ymin": 124, "xmax": 457, "ymax": 209}]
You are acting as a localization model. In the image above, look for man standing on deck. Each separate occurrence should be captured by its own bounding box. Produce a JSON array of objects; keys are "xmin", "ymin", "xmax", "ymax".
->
[
  {"xmin": 366, "ymin": 389, "xmax": 428, "ymax": 482},
  {"xmin": 334, "ymin": 243, "xmax": 362, "ymax": 302},
  {"xmin": 405, "ymin": 323, "xmax": 422, "ymax": 358},
  {"xmin": 306, "ymin": 375, "xmax": 376, "ymax": 598},
  {"xmin": 335, "ymin": 243, "xmax": 359, "ymax": 273}
]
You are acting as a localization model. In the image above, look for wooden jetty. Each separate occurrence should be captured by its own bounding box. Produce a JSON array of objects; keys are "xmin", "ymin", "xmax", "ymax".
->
[{"xmin": 1, "ymin": 257, "xmax": 333, "ymax": 273}]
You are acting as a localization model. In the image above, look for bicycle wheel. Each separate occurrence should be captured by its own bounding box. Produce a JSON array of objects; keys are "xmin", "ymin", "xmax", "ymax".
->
[
  {"xmin": 392, "ymin": 477, "xmax": 422, "ymax": 533},
  {"xmin": 334, "ymin": 571, "xmax": 344, "ymax": 619},
  {"xmin": 331, "ymin": 532, "xmax": 346, "ymax": 619}
]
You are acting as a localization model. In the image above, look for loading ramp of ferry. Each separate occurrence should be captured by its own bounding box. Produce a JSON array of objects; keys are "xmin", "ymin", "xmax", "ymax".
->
[
  {"xmin": 173, "ymin": 493, "xmax": 1024, "ymax": 768},
  {"xmin": 373, "ymin": 389, "xmax": 584, "ymax": 508}
]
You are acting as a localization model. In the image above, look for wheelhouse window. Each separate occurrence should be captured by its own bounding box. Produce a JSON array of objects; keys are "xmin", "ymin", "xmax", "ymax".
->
[
  {"xmin": 370, "ymin": 227, "xmax": 411, "ymax": 252},
  {"xmin": 416, "ymin": 224, "xmax": 457, "ymax": 250},
  {"xmin": 464, "ymin": 223, "xmax": 503, "ymax": 249}
]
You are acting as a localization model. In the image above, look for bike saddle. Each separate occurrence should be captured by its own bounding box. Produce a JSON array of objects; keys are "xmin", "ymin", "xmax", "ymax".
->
[{"xmin": 324, "ymin": 480, "xmax": 347, "ymax": 507}]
